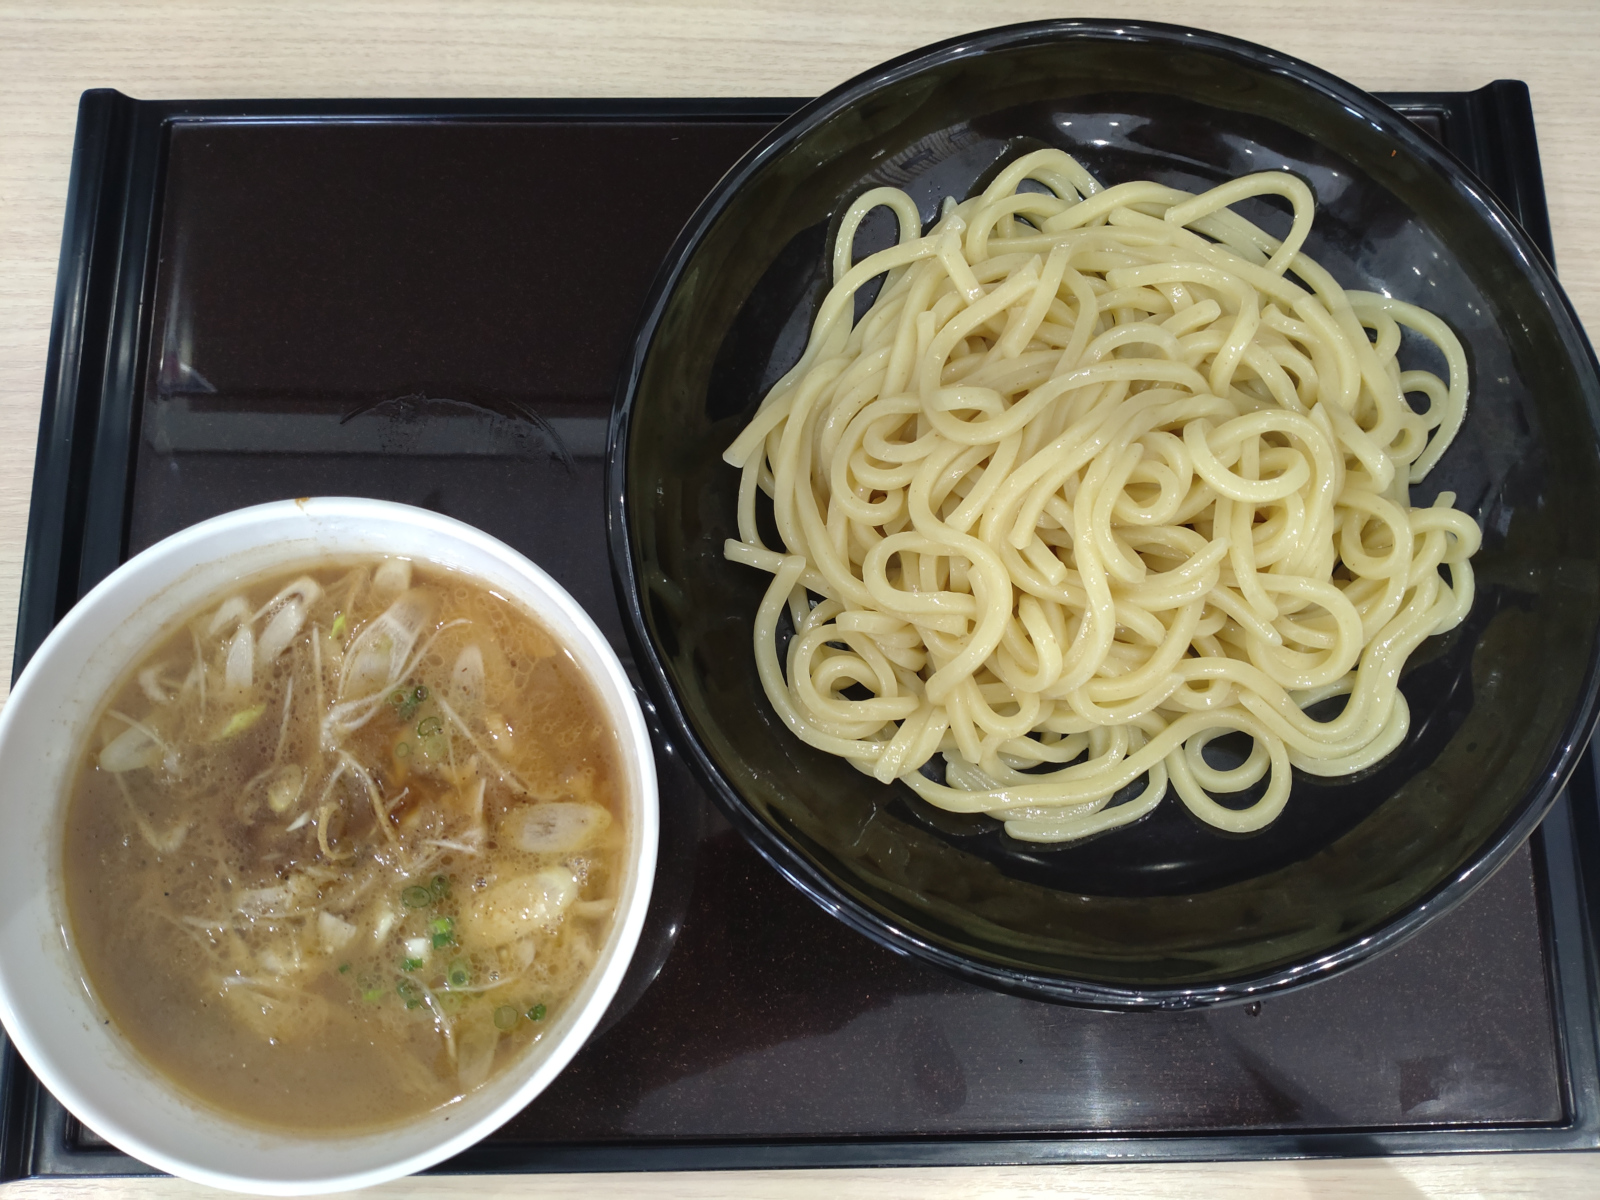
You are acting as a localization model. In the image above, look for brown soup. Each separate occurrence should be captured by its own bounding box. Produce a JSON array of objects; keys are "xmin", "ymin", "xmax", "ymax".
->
[{"xmin": 63, "ymin": 558, "xmax": 626, "ymax": 1133}]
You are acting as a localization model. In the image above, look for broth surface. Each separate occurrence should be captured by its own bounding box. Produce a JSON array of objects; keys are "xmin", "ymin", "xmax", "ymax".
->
[{"xmin": 63, "ymin": 558, "xmax": 626, "ymax": 1133}]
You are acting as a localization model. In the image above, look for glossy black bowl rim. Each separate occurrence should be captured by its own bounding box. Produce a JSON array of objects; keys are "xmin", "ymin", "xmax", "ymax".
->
[{"xmin": 606, "ymin": 17, "xmax": 1600, "ymax": 1009}]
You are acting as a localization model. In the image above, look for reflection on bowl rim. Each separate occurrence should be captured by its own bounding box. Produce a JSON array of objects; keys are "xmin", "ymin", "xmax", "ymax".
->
[
  {"xmin": 0, "ymin": 497, "xmax": 659, "ymax": 1193},
  {"xmin": 606, "ymin": 18, "xmax": 1600, "ymax": 1009}
]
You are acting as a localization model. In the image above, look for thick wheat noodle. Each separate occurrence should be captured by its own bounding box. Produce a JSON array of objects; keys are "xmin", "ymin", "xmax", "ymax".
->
[{"xmin": 723, "ymin": 151, "xmax": 1481, "ymax": 843}]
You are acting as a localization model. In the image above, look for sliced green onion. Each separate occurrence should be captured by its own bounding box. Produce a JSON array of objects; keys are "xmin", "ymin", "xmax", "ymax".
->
[
  {"xmin": 430, "ymin": 915, "xmax": 455, "ymax": 948},
  {"xmin": 212, "ymin": 704, "xmax": 267, "ymax": 741},
  {"xmin": 416, "ymin": 715, "xmax": 442, "ymax": 737},
  {"xmin": 401, "ymin": 885, "xmax": 431, "ymax": 908},
  {"xmin": 528, "ymin": 1003, "xmax": 546, "ymax": 1022},
  {"xmin": 395, "ymin": 741, "xmax": 412, "ymax": 758},
  {"xmin": 447, "ymin": 959, "xmax": 471, "ymax": 988},
  {"xmin": 397, "ymin": 980, "xmax": 422, "ymax": 1009},
  {"xmin": 493, "ymin": 1005, "xmax": 519, "ymax": 1031},
  {"xmin": 402, "ymin": 957, "xmax": 424, "ymax": 972},
  {"xmin": 429, "ymin": 874, "xmax": 450, "ymax": 900},
  {"xmin": 361, "ymin": 988, "xmax": 385, "ymax": 1003},
  {"xmin": 330, "ymin": 612, "xmax": 347, "ymax": 639},
  {"xmin": 393, "ymin": 686, "xmax": 426, "ymax": 719},
  {"xmin": 337, "ymin": 962, "xmax": 351, "ymax": 974}
]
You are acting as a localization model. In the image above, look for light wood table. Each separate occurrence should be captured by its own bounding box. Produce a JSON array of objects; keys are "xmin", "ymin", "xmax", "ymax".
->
[{"xmin": 2, "ymin": 1, "xmax": 1598, "ymax": 1196}]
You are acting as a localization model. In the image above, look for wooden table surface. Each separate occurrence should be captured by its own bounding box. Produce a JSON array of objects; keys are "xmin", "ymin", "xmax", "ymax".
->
[{"xmin": 2, "ymin": 1, "xmax": 1599, "ymax": 1195}]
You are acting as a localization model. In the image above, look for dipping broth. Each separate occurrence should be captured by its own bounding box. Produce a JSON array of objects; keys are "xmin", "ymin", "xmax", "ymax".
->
[{"xmin": 62, "ymin": 558, "xmax": 627, "ymax": 1133}]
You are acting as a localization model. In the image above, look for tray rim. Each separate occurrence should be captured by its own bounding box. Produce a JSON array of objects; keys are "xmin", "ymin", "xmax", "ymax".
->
[{"xmin": 3, "ymin": 83, "xmax": 1597, "ymax": 1182}]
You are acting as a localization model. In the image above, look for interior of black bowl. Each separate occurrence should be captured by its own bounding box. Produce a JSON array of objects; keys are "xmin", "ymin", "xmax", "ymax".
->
[{"xmin": 616, "ymin": 23, "xmax": 1600, "ymax": 998}]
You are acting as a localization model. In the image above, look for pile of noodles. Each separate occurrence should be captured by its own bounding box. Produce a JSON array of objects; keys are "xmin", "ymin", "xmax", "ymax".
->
[{"xmin": 722, "ymin": 150, "xmax": 1480, "ymax": 843}]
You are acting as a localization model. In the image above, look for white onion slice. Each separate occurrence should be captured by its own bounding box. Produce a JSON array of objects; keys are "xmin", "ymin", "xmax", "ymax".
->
[
  {"xmin": 257, "ymin": 598, "xmax": 306, "ymax": 664},
  {"xmin": 506, "ymin": 802, "xmax": 610, "ymax": 855},
  {"xmin": 99, "ymin": 725, "xmax": 162, "ymax": 773},
  {"xmin": 225, "ymin": 624, "xmax": 255, "ymax": 692}
]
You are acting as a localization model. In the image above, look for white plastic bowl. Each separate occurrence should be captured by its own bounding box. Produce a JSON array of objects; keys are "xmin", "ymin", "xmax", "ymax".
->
[{"xmin": 0, "ymin": 498, "xmax": 659, "ymax": 1193}]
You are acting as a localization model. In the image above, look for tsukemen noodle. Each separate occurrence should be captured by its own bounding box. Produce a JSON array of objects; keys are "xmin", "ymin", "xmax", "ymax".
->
[
  {"xmin": 724, "ymin": 151, "xmax": 1481, "ymax": 844},
  {"xmin": 63, "ymin": 558, "xmax": 626, "ymax": 1132}
]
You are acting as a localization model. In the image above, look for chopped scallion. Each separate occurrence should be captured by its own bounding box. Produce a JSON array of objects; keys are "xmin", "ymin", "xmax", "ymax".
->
[
  {"xmin": 402, "ymin": 957, "xmax": 424, "ymax": 972},
  {"xmin": 361, "ymin": 988, "xmax": 385, "ymax": 1003},
  {"xmin": 337, "ymin": 962, "xmax": 351, "ymax": 974},
  {"xmin": 430, "ymin": 915, "xmax": 455, "ymax": 948},
  {"xmin": 416, "ymin": 715, "xmax": 442, "ymax": 737},
  {"xmin": 493, "ymin": 1005, "xmax": 519, "ymax": 1031},
  {"xmin": 212, "ymin": 704, "xmax": 266, "ymax": 741},
  {"xmin": 401, "ymin": 885, "xmax": 432, "ymax": 908},
  {"xmin": 429, "ymin": 874, "xmax": 450, "ymax": 900},
  {"xmin": 447, "ymin": 959, "xmax": 471, "ymax": 988},
  {"xmin": 329, "ymin": 612, "xmax": 347, "ymax": 639},
  {"xmin": 528, "ymin": 1003, "xmax": 546, "ymax": 1021},
  {"xmin": 397, "ymin": 979, "xmax": 422, "ymax": 1009},
  {"xmin": 395, "ymin": 741, "xmax": 412, "ymax": 758}
]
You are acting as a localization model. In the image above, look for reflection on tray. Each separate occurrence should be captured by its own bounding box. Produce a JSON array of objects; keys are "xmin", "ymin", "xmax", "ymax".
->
[{"xmin": 145, "ymin": 393, "xmax": 606, "ymax": 460}]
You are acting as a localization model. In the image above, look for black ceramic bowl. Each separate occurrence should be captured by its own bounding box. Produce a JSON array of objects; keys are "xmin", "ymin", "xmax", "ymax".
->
[{"xmin": 607, "ymin": 20, "xmax": 1600, "ymax": 1008}]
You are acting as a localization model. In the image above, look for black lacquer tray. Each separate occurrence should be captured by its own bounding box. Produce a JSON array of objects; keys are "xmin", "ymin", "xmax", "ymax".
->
[{"xmin": 3, "ymin": 82, "xmax": 1599, "ymax": 1180}]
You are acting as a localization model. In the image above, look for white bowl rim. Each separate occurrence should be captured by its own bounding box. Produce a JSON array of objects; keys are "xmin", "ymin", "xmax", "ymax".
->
[{"xmin": 0, "ymin": 497, "xmax": 659, "ymax": 1194}]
